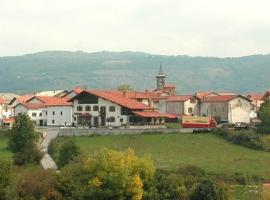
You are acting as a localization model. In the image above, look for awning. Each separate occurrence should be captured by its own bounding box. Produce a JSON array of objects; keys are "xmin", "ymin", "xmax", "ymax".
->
[{"xmin": 132, "ymin": 111, "xmax": 168, "ymax": 118}]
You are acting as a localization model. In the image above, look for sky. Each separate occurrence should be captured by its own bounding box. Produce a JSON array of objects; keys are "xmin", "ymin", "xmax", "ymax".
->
[{"xmin": 0, "ymin": 0, "xmax": 270, "ymax": 57}]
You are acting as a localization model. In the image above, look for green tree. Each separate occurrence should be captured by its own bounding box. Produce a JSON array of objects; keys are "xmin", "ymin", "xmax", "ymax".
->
[
  {"xmin": 258, "ymin": 100, "xmax": 270, "ymax": 134},
  {"xmin": 8, "ymin": 114, "xmax": 42, "ymax": 165},
  {"xmin": 117, "ymin": 84, "xmax": 134, "ymax": 91},
  {"xmin": 190, "ymin": 178, "xmax": 229, "ymax": 200},
  {"xmin": 0, "ymin": 160, "xmax": 11, "ymax": 200},
  {"xmin": 58, "ymin": 139, "xmax": 80, "ymax": 168}
]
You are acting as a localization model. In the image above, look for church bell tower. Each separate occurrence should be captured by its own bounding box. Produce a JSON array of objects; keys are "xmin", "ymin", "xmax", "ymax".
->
[{"xmin": 156, "ymin": 64, "xmax": 166, "ymax": 90}]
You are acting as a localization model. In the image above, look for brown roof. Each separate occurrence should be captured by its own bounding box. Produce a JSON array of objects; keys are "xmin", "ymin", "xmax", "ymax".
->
[
  {"xmin": 166, "ymin": 95, "xmax": 194, "ymax": 102},
  {"xmin": 195, "ymin": 92, "xmax": 211, "ymax": 100},
  {"xmin": 70, "ymin": 90, "xmax": 153, "ymax": 110},
  {"xmin": 27, "ymin": 96, "xmax": 71, "ymax": 106},
  {"xmin": 202, "ymin": 95, "xmax": 251, "ymax": 102},
  {"xmin": 247, "ymin": 93, "xmax": 264, "ymax": 101}
]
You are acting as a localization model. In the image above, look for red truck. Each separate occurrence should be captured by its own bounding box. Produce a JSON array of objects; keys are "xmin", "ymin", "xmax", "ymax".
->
[{"xmin": 182, "ymin": 115, "xmax": 217, "ymax": 129}]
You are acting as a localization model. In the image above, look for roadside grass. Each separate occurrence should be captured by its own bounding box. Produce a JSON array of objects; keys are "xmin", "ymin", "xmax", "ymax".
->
[
  {"xmin": 231, "ymin": 185, "xmax": 261, "ymax": 200},
  {"xmin": 52, "ymin": 133, "xmax": 270, "ymax": 179},
  {"xmin": 165, "ymin": 122, "xmax": 181, "ymax": 129},
  {"xmin": 0, "ymin": 137, "xmax": 12, "ymax": 161}
]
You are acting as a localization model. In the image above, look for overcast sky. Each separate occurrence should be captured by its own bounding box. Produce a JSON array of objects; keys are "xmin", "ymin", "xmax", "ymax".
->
[{"xmin": 1, "ymin": 0, "xmax": 270, "ymax": 57}]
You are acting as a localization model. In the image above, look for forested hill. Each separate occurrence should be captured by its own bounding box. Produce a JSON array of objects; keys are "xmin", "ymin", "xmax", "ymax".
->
[{"xmin": 0, "ymin": 51, "xmax": 269, "ymax": 94}]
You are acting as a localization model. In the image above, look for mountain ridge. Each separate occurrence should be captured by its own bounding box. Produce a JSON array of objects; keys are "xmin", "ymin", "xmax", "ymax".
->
[{"xmin": 0, "ymin": 51, "xmax": 269, "ymax": 94}]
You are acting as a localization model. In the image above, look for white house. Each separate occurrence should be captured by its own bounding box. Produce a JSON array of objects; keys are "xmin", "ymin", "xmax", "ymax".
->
[
  {"xmin": 200, "ymin": 95, "xmax": 251, "ymax": 123},
  {"xmin": 69, "ymin": 90, "xmax": 167, "ymax": 127},
  {"xmin": 13, "ymin": 96, "xmax": 72, "ymax": 126}
]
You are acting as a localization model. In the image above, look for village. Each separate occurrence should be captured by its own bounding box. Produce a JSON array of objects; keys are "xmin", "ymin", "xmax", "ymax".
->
[{"xmin": 0, "ymin": 65, "xmax": 268, "ymax": 129}]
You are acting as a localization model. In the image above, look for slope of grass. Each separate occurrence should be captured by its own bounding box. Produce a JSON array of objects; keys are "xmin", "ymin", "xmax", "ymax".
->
[
  {"xmin": 53, "ymin": 133, "xmax": 270, "ymax": 179},
  {"xmin": 0, "ymin": 137, "xmax": 12, "ymax": 161}
]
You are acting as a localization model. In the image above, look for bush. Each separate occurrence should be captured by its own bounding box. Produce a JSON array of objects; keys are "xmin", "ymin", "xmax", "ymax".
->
[
  {"xmin": 0, "ymin": 160, "xmax": 11, "ymax": 200},
  {"xmin": 57, "ymin": 139, "xmax": 80, "ymax": 168},
  {"xmin": 212, "ymin": 128, "xmax": 270, "ymax": 152},
  {"xmin": 8, "ymin": 114, "xmax": 43, "ymax": 165},
  {"xmin": 190, "ymin": 178, "xmax": 230, "ymax": 200}
]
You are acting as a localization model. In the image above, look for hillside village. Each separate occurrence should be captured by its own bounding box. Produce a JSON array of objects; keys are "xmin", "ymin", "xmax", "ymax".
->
[{"xmin": 0, "ymin": 65, "xmax": 268, "ymax": 128}]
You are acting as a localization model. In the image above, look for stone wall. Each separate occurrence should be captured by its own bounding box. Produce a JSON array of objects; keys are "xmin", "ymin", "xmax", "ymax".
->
[{"xmin": 58, "ymin": 127, "xmax": 193, "ymax": 136}]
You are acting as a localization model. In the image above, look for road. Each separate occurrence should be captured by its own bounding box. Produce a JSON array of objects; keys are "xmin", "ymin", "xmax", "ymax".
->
[{"xmin": 40, "ymin": 128, "xmax": 59, "ymax": 170}]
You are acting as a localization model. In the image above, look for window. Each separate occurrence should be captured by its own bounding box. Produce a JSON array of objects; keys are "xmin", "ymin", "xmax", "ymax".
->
[
  {"xmin": 73, "ymin": 117, "xmax": 77, "ymax": 121},
  {"xmin": 53, "ymin": 111, "xmax": 55, "ymax": 115},
  {"xmin": 77, "ymin": 106, "xmax": 83, "ymax": 111},
  {"xmin": 39, "ymin": 113, "xmax": 42, "ymax": 117},
  {"xmin": 107, "ymin": 117, "xmax": 116, "ymax": 122},
  {"xmin": 45, "ymin": 111, "xmax": 47, "ymax": 115},
  {"xmin": 85, "ymin": 106, "xmax": 91, "ymax": 111},
  {"xmin": 32, "ymin": 113, "xmax": 37, "ymax": 117},
  {"xmin": 93, "ymin": 106, "xmax": 99, "ymax": 111},
  {"xmin": 110, "ymin": 117, "xmax": 115, "ymax": 122},
  {"xmin": 109, "ymin": 106, "xmax": 115, "ymax": 112},
  {"xmin": 120, "ymin": 118, "xmax": 123, "ymax": 122},
  {"xmin": 52, "ymin": 120, "xmax": 55, "ymax": 124},
  {"xmin": 188, "ymin": 107, "xmax": 193, "ymax": 114},
  {"xmin": 222, "ymin": 107, "xmax": 225, "ymax": 112},
  {"xmin": 190, "ymin": 98, "xmax": 196, "ymax": 103},
  {"xmin": 60, "ymin": 111, "xmax": 63, "ymax": 115}
]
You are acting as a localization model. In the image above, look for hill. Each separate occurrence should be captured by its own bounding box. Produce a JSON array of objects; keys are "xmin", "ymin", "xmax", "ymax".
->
[{"xmin": 0, "ymin": 51, "xmax": 270, "ymax": 94}]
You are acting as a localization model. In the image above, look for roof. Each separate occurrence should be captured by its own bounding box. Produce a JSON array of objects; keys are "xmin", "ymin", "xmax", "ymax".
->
[
  {"xmin": 247, "ymin": 93, "xmax": 264, "ymax": 101},
  {"xmin": 195, "ymin": 92, "xmax": 211, "ymax": 100},
  {"xmin": 132, "ymin": 111, "xmax": 168, "ymax": 118},
  {"xmin": 166, "ymin": 95, "xmax": 194, "ymax": 102},
  {"xmin": 164, "ymin": 83, "xmax": 176, "ymax": 88},
  {"xmin": 109, "ymin": 90, "xmax": 161, "ymax": 99},
  {"xmin": 202, "ymin": 95, "xmax": 251, "ymax": 102},
  {"xmin": 0, "ymin": 97, "xmax": 4, "ymax": 104},
  {"xmin": 27, "ymin": 96, "xmax": 71, "ymax": 106},
  {"xmin": 36, "ymin": 90, "xmax": 66, "ymax": 97},
  {"xmin": 70, "ymin": 90, "xmax": 153, "ymax": 110},
  {"xmin": 2, "ymin": 117, "xmax": 15, "ymax": 123}
]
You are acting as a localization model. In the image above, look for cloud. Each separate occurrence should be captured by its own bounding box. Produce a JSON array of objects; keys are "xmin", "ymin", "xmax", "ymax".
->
[{"xmin": 0, "ymin": 0, "xmax": 270, "ymax": 57}]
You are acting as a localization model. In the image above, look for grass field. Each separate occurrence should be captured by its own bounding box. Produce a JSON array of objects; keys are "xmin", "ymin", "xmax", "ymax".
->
[
  {"xmin": 54, "ymin": 133, "xmax": 270, "ymax": 178},
  {"xmin": 0, "ymin": 137, "xmax": 12, "ymax": 161}
]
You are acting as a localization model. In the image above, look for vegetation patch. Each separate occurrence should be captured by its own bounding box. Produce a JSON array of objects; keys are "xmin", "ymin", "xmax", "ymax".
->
[{"xmin": 50, "ymin": 133, "xmax": 270, "ymax": 179}]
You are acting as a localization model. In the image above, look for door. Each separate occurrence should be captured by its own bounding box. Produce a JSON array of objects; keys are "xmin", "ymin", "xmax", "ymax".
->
[
  {"xmin": 39, "ymin": 120, "xmax": 43, "ymax": 126},
  {"xmin": 93, "ymin": 116, "xmax": 99, "ymax": 127}
]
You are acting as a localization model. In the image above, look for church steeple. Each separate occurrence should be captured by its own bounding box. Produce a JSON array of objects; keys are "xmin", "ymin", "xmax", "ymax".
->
[{"xmin": 156, "ymin": 64, "xmax": 166, "ymax": 89}]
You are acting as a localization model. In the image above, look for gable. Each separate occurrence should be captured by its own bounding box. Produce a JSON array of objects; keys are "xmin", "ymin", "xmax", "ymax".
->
[
  {"xmin": 71, "ymin": 92, "xmax": 98, "ymax": 104},
  {"xmin": 27, "ymin": 97, "xmax": 44, "ymax": 104}
]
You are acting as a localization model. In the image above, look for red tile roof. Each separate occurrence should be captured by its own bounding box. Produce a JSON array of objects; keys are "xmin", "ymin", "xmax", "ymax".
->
[
  {"xmin": 73, "ymin": 87, "xmax": 84, "ymax": 94},
  {"xmin": 132, "ymin": 111, "xmax": 168, "ymax": 118},
  {"xmin": 27, "ymin": 96, "xmax": 72, "ymax": 106},
  {"xmin": 195, "ymin": 92, "xmax": 211, "ymax": 100},
  {"xmin": 86, "ymin": 90, "xmax": 153, "ymax": 110},
  {"xmin": 0, "ymin": 97, "xmax": 4, "ymax": 104},
  {"xmin": 247, "ymin": 93, "xmax": 264, "ymax": 100},
  {"xmin": 202, "ymin": 95, "xmax": 251, "ymax": 102},
  {"xmin": 3, "ymin": 117, "xmax": 15, "ymax": 123},
  {"xmin": 164, "ymin": 83, "xmax": 176, "ymax": 88},
  {"xmin": 166, "ymin": 95, "xmax": 194, "ymax": 102}
]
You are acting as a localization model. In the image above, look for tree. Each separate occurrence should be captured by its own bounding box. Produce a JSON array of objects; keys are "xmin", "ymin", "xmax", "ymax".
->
[
  {"xmin": 58, "ymin": 139, "xmax": 80, "ymax": 168},
  {"xmin": 8, "ymin": 114, "xmax": 43, "ymax": 165},
  {"xmin": 17, "ymin": 169, "xmax": 62, "ymax": 200},
  {"xmin": 0, "ymin": 161, "xmax": 11, "ymax": 200},
  {"xmin": 258, "ymin": 100, "xmax": 270, "ymax": 134},
  {"xmin": 190, "ymin": 179, "xmax": 229, "ymax": 200},
  {"xmin": 117, "ymin": 84, "xmax": 134, "ymax": 91},
  {"xmin": 85, "ymin": 148, "xmax": 155, "ymax": 200}
]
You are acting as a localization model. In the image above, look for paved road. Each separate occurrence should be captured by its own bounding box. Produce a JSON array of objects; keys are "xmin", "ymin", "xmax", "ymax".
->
[{"xmin": 40, "ymin": 129, "xmax": 59, "ymax": 170}]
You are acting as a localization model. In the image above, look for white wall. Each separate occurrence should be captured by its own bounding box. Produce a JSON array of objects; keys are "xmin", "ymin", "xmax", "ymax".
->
[
  {"xmin": 183, "ymin": 99, "xmax": 199, "ymax": 115},
  {"xmin": 45, "ymin": 106, "xmax": 72, "ymax": 126},
  {"xmin": 229, "ymin": 97, "xmax": 251, "ymax": 123},
  {"xmin": 14, "ymin": 104, "xmax": 43, "ymax": 125},
  {"xmin": 73, "ymin": 98, "xmax": 128, "ymax": 127}
]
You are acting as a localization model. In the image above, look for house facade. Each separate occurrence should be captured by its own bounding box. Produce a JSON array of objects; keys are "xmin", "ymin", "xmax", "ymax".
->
[
  {"xmin": 69, "ymin": 90, "xmax": 167, "ymax": 127},
  {"xmin": 200, "ymin": 95, "xmax": 251, "ymax": 123}
]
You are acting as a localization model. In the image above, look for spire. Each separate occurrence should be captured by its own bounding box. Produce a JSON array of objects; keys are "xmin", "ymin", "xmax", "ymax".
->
[{"xmin": 158, "ymin": 64, "xmax": 164, "ymax": 75}]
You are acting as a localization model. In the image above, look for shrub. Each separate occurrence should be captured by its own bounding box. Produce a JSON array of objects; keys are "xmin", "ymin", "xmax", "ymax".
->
[
  {"xmin": 0, "ymin": 160, "xmax": 11, "ymax": 200},
  {"xmin": 57, "ymin": 139, "xmax": 80, "ymax": 168},
  {"xmin": 190, "ymin": 178, "xmax": 230, "ymax": 200}
]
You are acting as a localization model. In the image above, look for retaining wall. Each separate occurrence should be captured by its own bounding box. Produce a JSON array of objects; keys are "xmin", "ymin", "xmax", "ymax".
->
[{"xmin": 58, "ymin": 127, "xmax": 193, "ymax": 136}]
